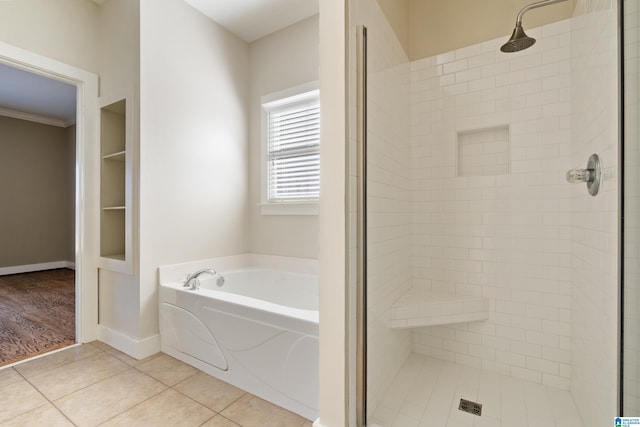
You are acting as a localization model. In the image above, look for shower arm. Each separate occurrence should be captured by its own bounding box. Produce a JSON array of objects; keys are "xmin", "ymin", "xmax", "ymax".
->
[{"xmin": 515, "ymin": 0, "xmax": 568, "ymax": 26}]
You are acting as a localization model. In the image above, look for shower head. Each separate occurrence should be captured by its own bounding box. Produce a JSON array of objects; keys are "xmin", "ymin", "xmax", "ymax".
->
[
  {"xmin": 500, "ymin": 0, "xmax": 568, "ymax": 53},
  {"xmin": 500, "ymin": 24, "xmax": 536, "ymax": 53}
]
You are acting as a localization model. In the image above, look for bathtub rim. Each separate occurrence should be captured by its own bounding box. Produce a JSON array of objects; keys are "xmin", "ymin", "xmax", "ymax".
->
[
  {"xmin": 160, "ymin": 279, "xmax": 319, "ymax": 326},
  {"xmin": 158, "ymin": 253, "xmax": 318, "ymax": 285}
]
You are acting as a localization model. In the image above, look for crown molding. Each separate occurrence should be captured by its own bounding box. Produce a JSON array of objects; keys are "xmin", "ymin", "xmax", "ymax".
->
[{"xmin": 0, "ymin": 107, "xmax": 74, "ymax": 128}]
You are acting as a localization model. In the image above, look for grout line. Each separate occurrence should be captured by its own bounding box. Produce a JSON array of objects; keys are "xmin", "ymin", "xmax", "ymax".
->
[
  {"xmin": 198, "ymin": 414, "xmax": 240, "ymax": 427},
  {"xmin": 13, "ymin": 368, "xmax": 78, "ymax": 426},
  {"xmin": 95, "ymin": 382, "xmax": 169, "ymax": 426},
  {"xmin": 9, "ymin": 343, "xmax": 309, "ymax": 427},
  {"xmin": 169, "ymin": 372, "xmax": 247, "ymax": 417}
]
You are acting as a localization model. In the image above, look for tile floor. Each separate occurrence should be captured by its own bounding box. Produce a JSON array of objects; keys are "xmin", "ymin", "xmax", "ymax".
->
[
  {"xmin": 0, "ymin": 342, "xmax": 313, "ymax": 427},
  {"xmin": 369, "ymin": 354, "xmax": 584, "ymax": 427}
]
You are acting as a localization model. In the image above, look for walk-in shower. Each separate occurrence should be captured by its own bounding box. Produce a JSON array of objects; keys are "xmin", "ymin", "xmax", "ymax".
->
[
  {"xmin": 352, "ymin": 0, "xmax": 632, "ymax": 426},
  {"xmin": 501, "ymin": 0, "xmax": 569, "ymax": 52}
]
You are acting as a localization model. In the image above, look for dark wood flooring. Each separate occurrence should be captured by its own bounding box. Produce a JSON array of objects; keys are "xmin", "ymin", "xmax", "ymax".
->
[{"xmin": 0, "ymin": 268, "xmax": 75, "ymax": 366}]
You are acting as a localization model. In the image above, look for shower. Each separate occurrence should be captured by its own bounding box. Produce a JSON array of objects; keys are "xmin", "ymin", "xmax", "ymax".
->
[
  {"xmin": 501, "ymin": 0, "xmax": 569, "ymax": 52},
  {"xmin": 352, "ymin": 0, "xmax": 624, "ymax": 426}
]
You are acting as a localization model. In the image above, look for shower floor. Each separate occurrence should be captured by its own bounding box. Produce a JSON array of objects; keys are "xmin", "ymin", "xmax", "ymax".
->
[{"xmin": 369, "ymin": 354, "xmax": 583, "ymax": 427}]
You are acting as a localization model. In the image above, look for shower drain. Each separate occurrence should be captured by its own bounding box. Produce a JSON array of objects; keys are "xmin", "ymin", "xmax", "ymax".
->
[{"xmin": 458, "ymin": 398, "xmax": 482, "ymax": 416}]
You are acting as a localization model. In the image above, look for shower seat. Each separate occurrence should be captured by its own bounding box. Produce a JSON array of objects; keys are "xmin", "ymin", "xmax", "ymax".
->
[{"xmin": 390, "ymin": 288, "xmax": 489, "ymax": 328}]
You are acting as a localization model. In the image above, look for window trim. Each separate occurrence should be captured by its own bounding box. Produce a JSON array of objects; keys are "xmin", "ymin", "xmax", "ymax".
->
[{"xmin": 260, "ymin": 81, "xmax": 320, "ymax": 216}]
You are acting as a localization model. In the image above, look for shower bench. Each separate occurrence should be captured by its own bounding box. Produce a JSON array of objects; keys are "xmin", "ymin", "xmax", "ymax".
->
[{"xmin": 390, "ymin": 288, "xmax": 489, "ymax": 328}]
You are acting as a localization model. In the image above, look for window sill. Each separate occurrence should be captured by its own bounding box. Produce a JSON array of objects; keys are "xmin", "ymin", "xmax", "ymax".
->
[{"xmin": 260, "ymin": 202, "xmax": 319, "ymax": 216}]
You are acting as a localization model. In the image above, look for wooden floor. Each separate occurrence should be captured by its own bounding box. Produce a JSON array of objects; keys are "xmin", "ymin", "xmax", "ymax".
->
[{"xmin": 0, "ymin": 268, "xmax": 75, "ymax": 367}]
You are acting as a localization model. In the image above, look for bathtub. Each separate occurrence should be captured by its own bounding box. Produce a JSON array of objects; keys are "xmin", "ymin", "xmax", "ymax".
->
[{"xmin": 159, "ymin": 262, "xmax": 319, "ymax": 420}]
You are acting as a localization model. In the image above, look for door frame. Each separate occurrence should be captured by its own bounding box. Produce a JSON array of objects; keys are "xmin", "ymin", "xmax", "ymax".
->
[{"xmin": 0, "ymin": 42, "xmax": 99, "ymax": 343}]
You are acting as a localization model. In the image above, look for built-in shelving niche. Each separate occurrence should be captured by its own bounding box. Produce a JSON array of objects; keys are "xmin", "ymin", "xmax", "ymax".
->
[{"xmin": 99, "ymin": 96, "xmax": 133, "ymax": 274}]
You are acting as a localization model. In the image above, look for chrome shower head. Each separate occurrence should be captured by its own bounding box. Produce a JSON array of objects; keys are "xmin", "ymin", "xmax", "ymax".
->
[
  {"xmin": 500, "ymin": 24, "xmax": 536, "ymax": 53},
  {"xmin": 500, "ymin": 0, "xmax": 568, "ymax": 53}
]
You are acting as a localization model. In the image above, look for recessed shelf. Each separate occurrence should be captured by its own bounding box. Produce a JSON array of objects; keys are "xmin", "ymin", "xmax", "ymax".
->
[
  {"xmin": 390, "ymin": 288, "xmax": 489, "ymax": 329},
  {"xmin": 103, "ymin": 151, "xmax": 126, "ymax": 161},
  {"xmin": 99, "ymin": 94, "xmax": 132, "ymax": 274},
  {"xmin": 102, "ymin": 253, "xmax": 125, "ymax": 261}
]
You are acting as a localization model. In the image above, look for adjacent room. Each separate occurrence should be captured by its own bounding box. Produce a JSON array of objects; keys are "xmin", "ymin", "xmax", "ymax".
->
[{"xmin": 0, "ymin": 62, "xmax": 77, "ymax": 366}]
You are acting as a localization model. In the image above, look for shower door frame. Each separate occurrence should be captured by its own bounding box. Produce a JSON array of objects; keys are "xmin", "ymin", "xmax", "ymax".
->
[{"xmin": 356, "ymin": 24, "xmax": 368, "ymax": 427}]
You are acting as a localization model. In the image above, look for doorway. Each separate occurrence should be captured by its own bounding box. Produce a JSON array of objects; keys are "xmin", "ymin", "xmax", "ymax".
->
[{"xmin": 0, "ymin": 42, "xmax": 100, "ymax": 354}]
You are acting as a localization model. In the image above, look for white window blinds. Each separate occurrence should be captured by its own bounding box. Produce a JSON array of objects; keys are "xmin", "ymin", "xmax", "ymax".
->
[{"xmin": 265, "ymin": 90, "xmax": 320, "ymax": 202}]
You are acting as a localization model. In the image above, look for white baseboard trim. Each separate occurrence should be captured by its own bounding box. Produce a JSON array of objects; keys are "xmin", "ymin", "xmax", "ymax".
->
[
  {"xmin": 312, "ymin": 420, "xmax": 324, "ymax": 427},
  {"xmin": 0, "ymin": 261, "xmax": 75, "ymax": 276},
  {"xmin": 97, "ymin": 325, "xmax": 160, "ymax": 360}
]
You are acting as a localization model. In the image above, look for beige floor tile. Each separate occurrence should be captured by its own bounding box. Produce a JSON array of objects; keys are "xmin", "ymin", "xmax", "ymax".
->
[
  {"xmin": 0, "ymin": 380, "xmax": 48, "ymax": 423},
  {"xmin": 89, "ymin": 340, "xmax": 115, "ymax": 352},
  {"xmin": 14, "ymin": 344, "xmax": 100, "ymax": 379},
  {"xmin": 136, "ymin": 354, "xmax": 198, "ymax": 386},
  {"xmin": 90, "ymin": 341, "xmax": 162, "ymax": 367},
  {"xmin": 0, "ymin": 368, "xmax": 22, "ymax": 389},
  {"xmin": 220, "ymin": 394, "xmax": 309, "ymax": 427},
  {"xmin": 201, "ymin": 415, "xmax": 241, "ymax": 427},
  {"xmin": 174, "ymin": 372, "xmax": 245, "ymax": 412},
  {"xmin": 54, "ymin": 368, "xmax": 166, "ymax": 427},
  {"xmin": 27, "ymin": 350, "xmax": 130, "ymax": 400},
  {"xmin": 100, "ymin": 388, "xmax": 214, "ymax": 427},
  {"xmin": 0, "ymin": 403, "xmax": 74, "ymax": 427}
]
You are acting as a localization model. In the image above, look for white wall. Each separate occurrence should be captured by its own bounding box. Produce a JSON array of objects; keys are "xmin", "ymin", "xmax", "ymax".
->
[
  {"xmin": 317, "ymin": 0, "xmax": 348, "ymax": 424},
  {"xmin": 0, "ymin": 0, "xmax": 99, "ymax": 73},
  {"xmin": 570, "ymin": 0, "xmax": 619, "ymax": 425},
  {"xmin": 97, "ymin": 0, "xmax": 142, "ymax": 342},
  {"xmin": 248, "ymin": 15, "xmax": 320, "ymax": 259},
  {"xmin": 139, "ymin": 0, "xmax": 250, "ymax": 339}
]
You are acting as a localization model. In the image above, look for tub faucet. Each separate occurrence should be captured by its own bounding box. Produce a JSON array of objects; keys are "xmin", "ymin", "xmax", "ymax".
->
[{"xmin": 183, "ymin": 269, "xmax": 216, "ymax": 290}]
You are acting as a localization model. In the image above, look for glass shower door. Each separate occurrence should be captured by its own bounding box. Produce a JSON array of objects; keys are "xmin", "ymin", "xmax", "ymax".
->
[
  {"xmin": 622, "ymin": 0, "xmax": 640, "ymax": 416},
  {"xmin": 357, "ymin": 1, "xmax": 622, "ymax": 426}
]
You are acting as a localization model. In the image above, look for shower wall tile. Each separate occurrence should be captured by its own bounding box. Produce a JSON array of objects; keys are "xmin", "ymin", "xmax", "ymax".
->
[
  {"xmin": 357, "ymin": 0, "xmax": 413, "ymax": 418},
  {"xmin": 570, "ymin": 2, "xmax": 619, "ymax": 426},
  {"xmin": 409, "ymin": 18, "xmax": 574, "ymax": 389}
]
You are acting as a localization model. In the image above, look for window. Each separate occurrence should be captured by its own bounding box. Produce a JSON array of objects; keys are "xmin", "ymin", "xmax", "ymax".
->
[{"xmin": 261, "ymin": 83, "xmax": 320, "ymax": 215}]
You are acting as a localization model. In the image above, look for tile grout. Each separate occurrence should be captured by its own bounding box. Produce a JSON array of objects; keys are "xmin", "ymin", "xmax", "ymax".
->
[{"xmin": 11, "ymin": 364, "xmax": 78, "ymax": 426}]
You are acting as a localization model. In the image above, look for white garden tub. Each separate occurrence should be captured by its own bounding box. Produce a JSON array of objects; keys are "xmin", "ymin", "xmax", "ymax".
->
[{"xmin": 159, "ymin": 257, "xmax": 318, "ymax": 420}]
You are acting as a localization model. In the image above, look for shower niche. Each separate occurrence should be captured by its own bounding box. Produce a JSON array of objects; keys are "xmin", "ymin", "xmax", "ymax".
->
[
  {"xmin": 457, "ymin": 126, "xmax": 510, "ymax": 177},
  {"xmin": 99, "ymin": 94, "xmax": 134, "ymax": 274}
]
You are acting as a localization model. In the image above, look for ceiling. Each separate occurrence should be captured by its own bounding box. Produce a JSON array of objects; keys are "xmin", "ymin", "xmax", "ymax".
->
[
  {"xmin": 183, "ymin": 0, "xmax": 319, "ymax": 43},
  {"xmin": 0, "ymin": 0, "xmax": 316, "ymax": 127},
  {"xmin": 0, "ymin": 63, "xmax": 76, "ymax": 127}
]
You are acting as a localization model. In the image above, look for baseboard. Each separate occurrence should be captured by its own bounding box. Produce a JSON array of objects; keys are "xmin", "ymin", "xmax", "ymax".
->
[
  {"xmin": 312, "ymin": 420, "xmax": 324, "ymax": 427},
  {"xmin": 97, "ymin": 325, "xmax": 160, "ymax": 360},
  {"xmin": 0, "ymin": 261, "xmax": 75, "ymax": 276}
]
